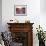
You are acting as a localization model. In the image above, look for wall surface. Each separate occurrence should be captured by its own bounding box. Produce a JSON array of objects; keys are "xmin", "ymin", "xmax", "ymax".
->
[
  {"xmin": 2, "ymin": 0, "xmax": 46, "ymax": 46},
  {"xmin": 0, "ymin": 0, "xmax": 2, "ymax": 32},
  {"xmin": 2, "ymin": 0, "xmax": 40, "ymax": 31},
  {"xmin": 40, "ymin": 0, "xmax": 46, "ymax": 13},
  {"xmin": 40, "ymin": 0, "xmax": 46, "ymax": 31}
]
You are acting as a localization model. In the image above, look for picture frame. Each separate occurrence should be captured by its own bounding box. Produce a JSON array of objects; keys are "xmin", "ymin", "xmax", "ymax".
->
[{"xmin": 14, "ymin": 5, "xmax": 27, "ymax": 16}]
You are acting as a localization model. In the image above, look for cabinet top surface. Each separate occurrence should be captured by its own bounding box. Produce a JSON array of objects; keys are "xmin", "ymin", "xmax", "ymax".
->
[{"xmin": 7, "ymin": 23, "xmax": 34, "ymax": 25}]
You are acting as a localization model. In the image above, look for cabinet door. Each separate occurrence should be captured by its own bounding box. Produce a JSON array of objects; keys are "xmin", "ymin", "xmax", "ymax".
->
[{"xmin": 11, "ymin": 32, "xmax": 28, "ymax": 46}]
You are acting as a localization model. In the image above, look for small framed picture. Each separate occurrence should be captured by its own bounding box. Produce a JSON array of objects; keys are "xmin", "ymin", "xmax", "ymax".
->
[{"xmin": 14, "ymin": 5, "xmax": 27, "ymax": 16}]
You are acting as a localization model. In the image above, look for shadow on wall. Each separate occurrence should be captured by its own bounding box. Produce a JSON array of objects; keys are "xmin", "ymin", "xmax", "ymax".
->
[
  {"xmin": 40, "ymin": 0, "xmax": 46, "ymax": 13},
  {"xmin": 0, "ymin": 0, "xmax": 2, "ymax": 32}
]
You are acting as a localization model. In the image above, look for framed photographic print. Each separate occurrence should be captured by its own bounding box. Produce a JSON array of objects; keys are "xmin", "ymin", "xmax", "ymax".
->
[{"xmin": 14, "ymin": 5, "xmax": 27, "ymax": 16}]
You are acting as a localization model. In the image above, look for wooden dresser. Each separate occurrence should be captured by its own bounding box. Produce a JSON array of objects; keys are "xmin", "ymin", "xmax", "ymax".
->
[{"xmin": 7, "ymin": 23, "xmax": 34, "ymax": 46}]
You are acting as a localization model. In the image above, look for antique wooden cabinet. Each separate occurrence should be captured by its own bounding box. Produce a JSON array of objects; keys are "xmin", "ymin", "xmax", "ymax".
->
[{"xmin": 7, "ymin": 23, "xmax": 34, "ymax": 46}]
